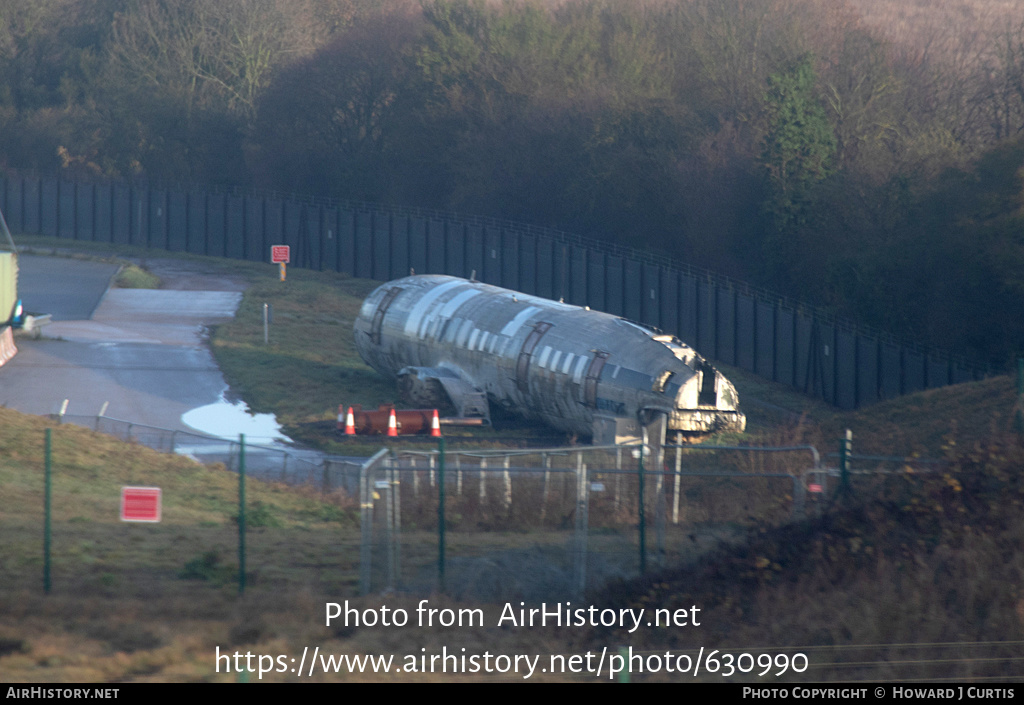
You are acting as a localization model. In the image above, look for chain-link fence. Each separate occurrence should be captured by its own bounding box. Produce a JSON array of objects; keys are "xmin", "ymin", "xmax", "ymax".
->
[
  {"xmin": 59, "ymin": 413, "xmax": 365, "ymax": 494},
  {"xmin": 38, "ymin": 412, "xmax": 949, "ymax": 602},
  {"xmin": 357, "ymin": 443, "xmax": 824, "ymax": 600}
]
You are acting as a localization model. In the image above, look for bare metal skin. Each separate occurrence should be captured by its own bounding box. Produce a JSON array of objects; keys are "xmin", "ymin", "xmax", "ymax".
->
[{"xmin": 354, "ymin": 275, "xmax": 745, "ymax": 443}]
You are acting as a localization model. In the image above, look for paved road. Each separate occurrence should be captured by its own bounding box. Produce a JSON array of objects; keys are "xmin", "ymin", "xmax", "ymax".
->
[
  {"xmin": 0, "ymin": 254, "xmax": 373, "ymax": 484},
  {"xmin": 16, "ymin": 254, "xmax": 120, "ymax": 321},
  {"xmin": 0, "ymin": 255, "xmax": 247, "ymax": 434}
]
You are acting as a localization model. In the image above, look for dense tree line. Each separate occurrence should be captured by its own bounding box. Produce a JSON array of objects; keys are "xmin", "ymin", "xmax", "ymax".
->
[{"xmin": 1, "ymin": 0, "xmax": 1023, "ymax": 364}]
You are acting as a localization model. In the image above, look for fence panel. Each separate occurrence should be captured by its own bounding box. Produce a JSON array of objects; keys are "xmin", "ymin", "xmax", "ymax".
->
[
  {"xmin": 587, "ymin": 250, "xmax": 606, "ymax": 313},
  {"xmin": 660, "ymin": 268, "xmax": 678, "ymax": 338},
  {"xmin": 879, "ymin": 342, "xmax": 902, "ymax": 400},
  {"xmin": 354, "ymin": 210, "xmax": 374, "ymax": 279},
  {"xmin": 187, "ymin": 191, "xmax": 207, "ymax": 254},
  {"xmin": 570, "ymin": 246, "xmax": 588, "ymax": 306},
  {"xmin": 716, "ymin": 287, "xmax": 736, "ymax": 366},
  {"xmin": 641, "ymin": 264, "xmax": 659, "ymax": 328},
  {"xmin": 207, "ymin": 193, "xmax": 227, "ymax": 258},
  {"xmin": 112, "ymin": 183, "xmax": 131, "ymax": 245},
  {"xmin": 775, "ymin": 306, "xmax": 795, "ymax": 386},
  {"xmin": 605, "ymin": 255, "xmax": 624, "ymax": 317},
  {"xmin": 3, "ymin": 176, "xmax": 22, "ymax": 232},
  {"xmin": 501, "ymin": 229, "xmax": 519, "ymax": 289},
  {"xmin": 391, "ymin": 213, "xmax": 409, "ymax": 279},
  {"xmin": 464, "ymin": 223, "xmax": 483, "ymax": 281},
  {"xmin": 623, "ymin": 259, "xmax": 642, "ymax": 321},
  {"xmin": 59, "ymin": 181, "xmax": 76, "ymax": 239},
  {"xmin": 243, "ymin": 196, "xmax": 264, "ymax": 262},
  {"xmin": 93, "ymin": 183, "xmax": 112, "ymax": 243},
  {"xmin": 678, "ymin": 273, "xmax": 698, "ymax": 346},
  {"xmin": 372, "ymin": 211, "xmax": 391, "ymax": 280},
  {"xmin": 41, "ymin": 178, "xmax": 58, "ymax": 237},
  {"xmin": 282, "ymin": 200, "xmax": 302, "ymax": 263},
  {"xmin": 536, "ymin": 236, "xmax": 557, "ymax": 300},
  {"xmin": 22, "ymin": 177, "xmax": 36, "ymax": 232},
  {"xmin": 165, "ymin": 190, "xmax": 186, "ymax": 251},
  {"xmin": 756, "ymin": 301, "xmax": 775, "ymax": 379},
  {"xmin": 408, "ymin": 214, "xmax": 427, "ymax": 276},
  {"xmin": 835, "ymin": 329, "xmax": 857, "ymax": 409},
  {"xmin": 427, "ymin": 219, "xmax": 446, "ymax": 275},
  {"xmin": 856, "ymin": 336, "xmax": 880, "ymax": 406},
  {"xmin": 264, "ymin": 198, "xmax": 284, "ymax": 255},
  {"xmin": 304, "ymin": 204, "xmax": 322, "ymax": 270},
  {"xmin": 23, "ymin": 177, "xmax": 40, "ymax": 235},
  {"xmin": 518, "ymin": 233, "xmax": 537, "ymax": 295},
  {"xmin": 735, "ymin": 293, "xmax": 755, "ymax": 371},
  {"xmin": 445, "ymin": 221, "xmax": 465, "ymax": 279},
  {"xmin": 819, "ymin": 321, "xmax": 837, "ymax": 405},
  {"xmin": 795, "ymin": 313, "xmax": 814, "ymax": 396},
  {"xmin": 75, "ymin": 183, "xmax": 94, "ymax": 241},
  {"xmin": 553, "ymin": 242, "xmax": 569, "ymax": 302},
  {"xmin": 483, "ymin": 226, "xmax": 502, "ymax": 285},
  {"xmin": 225, "ymin": 194, "xmax": 245, "ymax": 260}
]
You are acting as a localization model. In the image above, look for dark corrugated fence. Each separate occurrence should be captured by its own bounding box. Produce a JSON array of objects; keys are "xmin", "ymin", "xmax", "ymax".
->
[{"xmin": 0, "ymin": 173, "xmax": 988, "ymax": 409}]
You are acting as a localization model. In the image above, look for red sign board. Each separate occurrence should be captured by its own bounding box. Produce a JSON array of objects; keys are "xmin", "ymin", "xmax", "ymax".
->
[
  {"xmin": 120, "ymin": 486, "xmax": 162, "ymax": 522},
  {"xmin": 808, "ymin": 483, "xmax": 823, "ymax": 493},
  {"xmin": 271, "ymin": 245, "xmax": 290, "ymax": 264}
]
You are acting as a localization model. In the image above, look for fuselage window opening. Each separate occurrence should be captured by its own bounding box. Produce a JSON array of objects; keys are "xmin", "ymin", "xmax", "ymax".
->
[
  {"xmin": 698, "ymin": 360, "xmax": 718, "ymax": 406},
  {"xmin": 653, "ymin": 370, "xmax": 674, "ymax": 393}
]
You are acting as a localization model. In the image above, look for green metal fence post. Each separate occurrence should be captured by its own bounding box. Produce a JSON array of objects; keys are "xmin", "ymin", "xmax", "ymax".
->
[
  {"xmin": 838, "ymin": 429, "xmax": 852, "ymax": 504},
  {"xmin": 638, "ymin": 434, "xmax": 647, "ymax": 576},
  {"xmin": 238, "ymin": 434, "xmax": 246, "ymax": 596},
  {"xmin": 438, "ymin": 437, "xmax": 446, "ymax": 594},
  {"xmin": 44, "ymin": 428, "xmax": 52, "ymax": 595}
]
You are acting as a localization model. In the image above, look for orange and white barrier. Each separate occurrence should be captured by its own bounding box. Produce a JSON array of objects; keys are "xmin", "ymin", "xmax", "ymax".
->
[{"xmin": 339, "ymin": 404, "xmax": 454, "ymax": 436}]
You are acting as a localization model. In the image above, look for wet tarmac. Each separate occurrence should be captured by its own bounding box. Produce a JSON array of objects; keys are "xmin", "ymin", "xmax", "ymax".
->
[{"xmin": 2, "ymin": 255, "xmax": 270, "ymax": 436}]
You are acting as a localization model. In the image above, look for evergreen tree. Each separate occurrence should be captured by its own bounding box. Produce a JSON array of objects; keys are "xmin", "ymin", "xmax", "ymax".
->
[{"xmin": 760, "ymin": 54, "xmax": 836, "ymax": 233}]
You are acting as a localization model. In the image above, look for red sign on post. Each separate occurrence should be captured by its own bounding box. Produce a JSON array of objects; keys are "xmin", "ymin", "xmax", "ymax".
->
[
  {"xmin": 271, "ymin": 245, "xmax": 290, "ymax": 264},
  {"xmin": 120, "ymin": 486, "xmax": 162, "ymax": 522}
]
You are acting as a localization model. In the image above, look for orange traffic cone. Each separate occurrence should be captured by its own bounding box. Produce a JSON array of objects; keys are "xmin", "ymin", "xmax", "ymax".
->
[
  {"xmin": 430, "ymin": 409, "xmax": 442, "ymax": 437},
  {"xmin": 387, "ymin": 407, "xmax": 398, "ymax": 436},
  {"xmin": 344, "ymin": 406, "xmax": 356, "ymax": 435}
]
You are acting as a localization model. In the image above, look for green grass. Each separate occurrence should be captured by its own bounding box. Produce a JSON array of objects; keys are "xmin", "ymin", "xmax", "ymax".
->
[
  {"xmin": 207, "ymin": 266, "xmax": 399, "ymax": 453},
  {"xmin": 114, "ymin": 263, "xmax": 162, "ymax": 289}
]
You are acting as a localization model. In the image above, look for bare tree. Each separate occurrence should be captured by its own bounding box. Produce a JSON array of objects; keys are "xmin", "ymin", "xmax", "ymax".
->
[{"xmin": 108, "ymin": 0, "xmax": 369, "ymax": 123}]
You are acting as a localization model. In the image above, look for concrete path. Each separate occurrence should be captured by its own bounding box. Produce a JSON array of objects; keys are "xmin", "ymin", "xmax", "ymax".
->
[{"xmin": 0, "ymin": 255, "xmax": 247, "ymax": 435}]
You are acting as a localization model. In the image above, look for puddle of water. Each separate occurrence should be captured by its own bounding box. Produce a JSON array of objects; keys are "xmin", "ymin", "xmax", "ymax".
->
[{"xmin": 181, "ymin": 394, "xmax": 291, "ymax": 444}]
